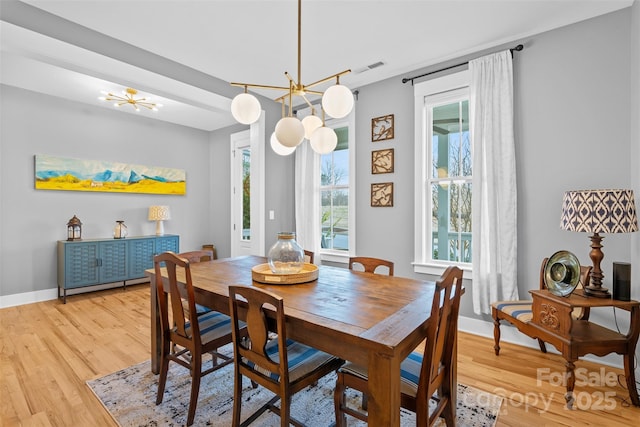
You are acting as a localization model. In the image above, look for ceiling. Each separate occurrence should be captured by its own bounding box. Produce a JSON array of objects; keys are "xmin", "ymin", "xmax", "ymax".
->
[{"xmin": 0, "ymin": 0, "xmax": 633, "ymax": 131}]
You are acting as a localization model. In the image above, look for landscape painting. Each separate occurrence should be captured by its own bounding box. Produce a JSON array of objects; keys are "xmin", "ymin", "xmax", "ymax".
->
[{"xmin": 34, "ymin": 155, "xmax": 186, "ymax": 195}]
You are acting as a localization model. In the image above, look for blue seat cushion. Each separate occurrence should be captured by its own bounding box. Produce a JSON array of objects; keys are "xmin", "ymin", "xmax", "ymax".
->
[{"xmin": 244, "ymin": 339, "xmax": 338, "ymax": 382}]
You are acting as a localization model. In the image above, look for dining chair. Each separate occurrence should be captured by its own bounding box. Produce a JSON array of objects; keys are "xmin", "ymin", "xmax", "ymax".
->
[
  {"xmin": 348, "ymin": 255, "xmax": 394, "ymax": 409},
  {"xmin": 334, "ymin": 265, "xmax": 463, "ymax": 427},
  {"xmin": 202, "ymin": 243, "xmax": 218, "ymax": 260},
  {"xmin": 179, "ymin": 249, "xmax": 215, "ymax": 263},
  {"xmin": 228, "ymin": 285, "xmax": 344, "ymax": 427},
  {"xmin": 154, "ymin": 251, "xmax": 239, "ymax": 426},
  {"xmin": 177, "ymin": 250, "xmax": 215, "ymax": 318},
  {"xmin": 303, "ymin": 249, "xmax": 315, "ymax": 264},
  {"xmin": 491, "ymin": 257, "xmax": 591, "ymax": 355},
  {"xmin": 348, "ymin": 256, "xmax": 394, "ymax": 276}
]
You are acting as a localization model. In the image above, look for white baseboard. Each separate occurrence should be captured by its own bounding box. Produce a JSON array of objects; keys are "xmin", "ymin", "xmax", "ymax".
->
[
  {"xmin": 459, "ymin": 315, "xmax": 626, "ymax": 369},
  {"xmin": 0, "ymin": 278, "xmax": 150, "ymax": 308}
]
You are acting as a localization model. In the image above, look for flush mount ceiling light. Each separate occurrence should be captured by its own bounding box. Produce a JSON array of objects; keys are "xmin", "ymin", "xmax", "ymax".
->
[
  {"xmin": 230, "ymin": 0, "xmax": 354, "ymax": 155},
  {"xmin": 99, "ymin": 87, "xmax": 163, "ymax": 112}
]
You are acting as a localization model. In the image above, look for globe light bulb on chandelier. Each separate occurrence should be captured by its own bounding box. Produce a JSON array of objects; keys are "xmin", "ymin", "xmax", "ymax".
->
[
  {"xmin": 301, "ymin": 113, "xmax": 323, "ymax": 140},
  {"xmin": 229, "ymin": 0, "xmax": 353, "ymax": 156},
  {"xmin": 270, "ymin": 132, "xmax": 296, "ymax": 156},
  {"xmin": 230, "ymin": 92, "xmax": 261, "ymax": 124},
  {"xmin": 309, "ymin": 125, "xmax": 338, "ymax": 155}
]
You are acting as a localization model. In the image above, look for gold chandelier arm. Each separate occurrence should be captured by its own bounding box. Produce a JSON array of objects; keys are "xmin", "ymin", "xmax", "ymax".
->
[
  {"xmin": 284, "ymin": 71, "xmax": 296, "ymax": 86},
  {"xmin": 230, "ymin": 82, "xmax": 291, "ymax": 91},
  {"xmin": 300, "ymin": 94, "xmax": 315, "ymax": 111},
  {"xmin": 304, "ymin": 69, "xmax": 352, "ymax": 90},
  {"xmin": 105, "ymin": 95, "xmax": 127, "ymax": 102},
  {"xmin": 137, "ymin": 102, "xmax": 157, "ymax": 110}
]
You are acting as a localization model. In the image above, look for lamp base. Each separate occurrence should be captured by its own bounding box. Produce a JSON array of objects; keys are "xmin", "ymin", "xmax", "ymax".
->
[
  {"xmin": 155, "ymin": 220, "xmax": 165, "ymax": 235},
  {"xmin": 583, "ymin": 285, "xmax": 611, "ymax": 298}
]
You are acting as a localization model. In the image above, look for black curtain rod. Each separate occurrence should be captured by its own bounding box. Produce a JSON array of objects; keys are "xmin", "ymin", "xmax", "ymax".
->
[{"xmin": 402, "ymin": 44, "xmax": 524, "ymax": 85}]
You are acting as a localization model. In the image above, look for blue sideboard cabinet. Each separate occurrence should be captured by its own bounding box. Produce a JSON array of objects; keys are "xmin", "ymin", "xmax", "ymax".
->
[{"xmin": 57, "ymin": 234, "xmax": 179, "ymax": 303}]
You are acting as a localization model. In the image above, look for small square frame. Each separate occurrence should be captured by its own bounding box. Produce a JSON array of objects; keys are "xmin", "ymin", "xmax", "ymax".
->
[
  {"xmin": 371, "ymin": 148, "xmax": 394, "ymax": 174},
  {"xmin": 371, "ymin": 114, "xmax": 394, "ymax": 142},
  {"xmin": 371, "ymin": 182, "xmax": 394, "ymax": 207}
]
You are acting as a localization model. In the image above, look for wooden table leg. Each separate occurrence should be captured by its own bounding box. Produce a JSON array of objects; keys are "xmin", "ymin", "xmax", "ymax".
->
[{"xmin": 368, "ymin": 351, "xmax": 401, "ymax": 426}]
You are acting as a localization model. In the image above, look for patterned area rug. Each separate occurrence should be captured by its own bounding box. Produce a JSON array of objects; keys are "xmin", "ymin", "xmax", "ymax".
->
[{"xmin": 87, "ymin": 351, "xmax": 502, "ymax": 427}]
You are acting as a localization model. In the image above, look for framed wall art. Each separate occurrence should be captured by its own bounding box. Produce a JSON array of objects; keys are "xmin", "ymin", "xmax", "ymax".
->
[
  {"xmin": 34, "ymin": 154, "xmax": 186, "ymax": 195},
  {"xmin": 371, "ymin": 148, "xmax": 394, "ymax": 174},
  {"xmin": 371, "ymin": 182, "xmax": 394, "ymax": 207},
  {"xmin": 371, "ymin": 114, "xmax": 394, "ymax": 142}
]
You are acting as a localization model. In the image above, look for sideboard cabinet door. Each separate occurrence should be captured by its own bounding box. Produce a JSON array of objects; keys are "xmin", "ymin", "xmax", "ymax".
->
[{"xmin": 58, "ymin": 234, "xmax": 179, "ymax": 303}]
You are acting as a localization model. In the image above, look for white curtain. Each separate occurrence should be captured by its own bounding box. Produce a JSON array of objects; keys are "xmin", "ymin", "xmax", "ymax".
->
[
  {"xmin": 294, "ymin": 141, "xmax": 321, "ymax": 262},
  {"xmin": 470, "ymin": 50, "xmax": 519, "ymax": 314}
]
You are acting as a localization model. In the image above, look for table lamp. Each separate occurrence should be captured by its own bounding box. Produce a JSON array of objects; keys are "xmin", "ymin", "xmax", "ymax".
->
[
  {"xmin": 148, "ymin": 205, "xmax": 171, "ymax": 235},
  {"xmin": 560, "ymin": 189, "xmax": 638, "ymax": 298}
]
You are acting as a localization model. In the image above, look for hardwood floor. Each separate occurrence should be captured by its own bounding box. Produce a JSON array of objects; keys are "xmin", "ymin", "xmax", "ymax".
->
[{"xmin": 1, "ymin": 285, "xmax": 638, "ymax": 426}]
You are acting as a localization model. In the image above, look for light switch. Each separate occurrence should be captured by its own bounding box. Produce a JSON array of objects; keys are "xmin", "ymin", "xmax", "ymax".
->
[{"xmin": 269, "ymin": 210, "xmax": 275, "ymax": 220}]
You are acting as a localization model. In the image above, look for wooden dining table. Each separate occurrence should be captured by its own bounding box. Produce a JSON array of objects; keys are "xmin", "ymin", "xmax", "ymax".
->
[{"xmin": 147, "ymin": 255, "xmax": 456, "ymax": 426}]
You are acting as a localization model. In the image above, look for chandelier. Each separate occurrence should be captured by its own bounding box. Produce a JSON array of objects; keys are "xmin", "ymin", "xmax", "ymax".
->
[
  {"xmin": 229, "ymin": 0, "xmax": 354, "ymax": 155},
  {"xmin": 99, "ymin": 87, "xmax": 162, "ymax": 112}
]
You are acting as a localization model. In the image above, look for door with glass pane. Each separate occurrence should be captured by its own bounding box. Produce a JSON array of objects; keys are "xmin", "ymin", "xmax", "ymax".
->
[{"xmin": 231, "ymin": 131, "xmax": 253, "ymax": 256}]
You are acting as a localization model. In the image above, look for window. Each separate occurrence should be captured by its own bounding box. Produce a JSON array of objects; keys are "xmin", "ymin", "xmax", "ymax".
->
[
  {"xmin": 414, "ymin": 71, "xmax": 471, "ymax": 275},
  {"xmin": 319, "ymin": 115, "xmax": 355, "ymax": 262}
]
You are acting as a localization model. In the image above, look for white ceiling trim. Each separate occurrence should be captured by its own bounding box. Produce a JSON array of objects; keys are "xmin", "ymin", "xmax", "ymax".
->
[{"xmin": 0, "ymin": 21, "xmax": 235, "ymax": 131}]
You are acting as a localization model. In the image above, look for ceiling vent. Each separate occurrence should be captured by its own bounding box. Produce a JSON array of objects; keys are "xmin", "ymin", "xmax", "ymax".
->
[{"xmin": 354, "ymin": 61, "xmax": 386, "ymax": 74}]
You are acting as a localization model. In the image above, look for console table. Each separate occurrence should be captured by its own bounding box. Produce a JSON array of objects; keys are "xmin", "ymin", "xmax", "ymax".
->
[
  {"xmin": 529, "ymin": 289, "xmax": 639, "ymax": 408},
  {"xmin": 57, "ymin": 234, "xmax": 179, "ymax": 303}
]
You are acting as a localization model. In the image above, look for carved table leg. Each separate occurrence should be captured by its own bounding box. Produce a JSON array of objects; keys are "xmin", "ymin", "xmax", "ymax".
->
[
  {"xmin": 564, "ymin": 360, "xmax": 576, "ymax": 409},
  {"xmin": 493, "ymin": 317, "xmax": 501, "ymax": 356}
]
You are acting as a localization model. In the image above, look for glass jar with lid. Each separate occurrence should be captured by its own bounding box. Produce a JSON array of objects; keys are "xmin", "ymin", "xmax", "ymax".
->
[{"xmin": 267, "ymin": 232, "xmax": 304, "ymax": 274}]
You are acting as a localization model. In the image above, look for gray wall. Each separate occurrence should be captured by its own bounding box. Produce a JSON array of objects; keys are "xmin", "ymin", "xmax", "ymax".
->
[
  {"xmin": 0, "ymin": 86, "xmax": 212, "ymax": 296},
  {"xmin": 351, "ymin": 8, "xmax": 637, "ymax": 324}
]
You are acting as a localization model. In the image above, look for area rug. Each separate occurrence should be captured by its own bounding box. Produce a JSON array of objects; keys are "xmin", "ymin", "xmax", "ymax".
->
[{"xmin": 88, "ymin": 351, "xmax": 502, "ymax": 427}]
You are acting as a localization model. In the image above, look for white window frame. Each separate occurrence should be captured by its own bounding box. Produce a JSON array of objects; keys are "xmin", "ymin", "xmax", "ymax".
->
[
  {"xmin": 413, "ymin": 70, "xmax": 472, "ymax": 278},
  {"xmin": 319, "ymin": 111, "xmax": 356, "ymax": 264}
]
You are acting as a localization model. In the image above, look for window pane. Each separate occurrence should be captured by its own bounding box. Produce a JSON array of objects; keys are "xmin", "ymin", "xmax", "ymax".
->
[
  {"xmin": 242, "ymin": 148, "xmax": 250, "ymax": 240},
  {"xmin": 428, "ymin": 97, "xmax": 470, "ymax": 263},
  {"xmin": 431, "ymin": 182, "xmax": 449, "ymax": 261},
  {"xmin": 321, "ymin": 151, "xmax": 349, "ymax": 186},
  {"xmin": 321, "ymin": 189, "xmax": 349, "ymax": 251}
]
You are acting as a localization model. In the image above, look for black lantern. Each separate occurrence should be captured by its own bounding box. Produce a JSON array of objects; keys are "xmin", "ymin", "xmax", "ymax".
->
[{"xmin": 67, "ymin": 215, "xmax": 82, "ymax": 241}]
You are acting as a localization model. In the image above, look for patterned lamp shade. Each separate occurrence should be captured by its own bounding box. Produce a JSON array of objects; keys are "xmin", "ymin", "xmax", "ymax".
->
[
  {"xmin": 148, "ymin": 205, "xmax": 171, "ymax": 235},
  {"xmin": 148, "ymin": 205, "xmax": 171, "ymax": 221},
  {"xmin": 561, "ymin": 189, "xmax": 638, "ymax": 234}
]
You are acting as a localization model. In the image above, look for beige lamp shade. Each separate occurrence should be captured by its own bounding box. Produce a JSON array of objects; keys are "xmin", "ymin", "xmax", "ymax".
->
[{"xmin": 148, "ymin": 205, "xmax": 171, "ymax": 235}]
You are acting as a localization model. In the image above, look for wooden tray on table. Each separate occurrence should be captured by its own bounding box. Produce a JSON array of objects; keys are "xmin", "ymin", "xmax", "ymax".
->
[{"xmin": 251, "ymin": 263, "xmax": 319, "ymax": 285}]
